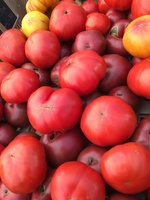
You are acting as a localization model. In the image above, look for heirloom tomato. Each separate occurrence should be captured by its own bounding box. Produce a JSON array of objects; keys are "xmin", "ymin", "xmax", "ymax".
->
[
  {"xmin": 127, "ymin": 57, "xmax": 150, "ymax": 99},
  {"xmin": 27, "ymin": 86, "xmax": 82, "ymax": 134},
  {"xmin": 50, "ymin": 161, "xmax": 106, "ymax": 200},
  {"xmin": 123, "ymin": 15, "xmax": 150, "ymax": 58},
  {"xmin": 100, "ymin": 142, "xmax": 150, "ymax": 194},
  {"xmin": 59, "ymin": 50, "xmax": 106, "ymax": 96},
  {"xmin": 0, "ymin": 135, "xmax": 47, "ymax": 194},
  {"xmin": 104, "ymin": 0, "xmax": 132, "ymax": 11},
  {"xmin": 0, "ymin": 68, "xmax": 40, "ymax": 103},
  {"xmin": 49, "ymin": 1, "xmax": 87, "ymax": 41},
  {"xmin": 131, "ymin": 0, "xmax": 150, "ymax": 19},
  {"xmin": 80, "ymin": 95, "xmax": 137, "ymax": 147}
]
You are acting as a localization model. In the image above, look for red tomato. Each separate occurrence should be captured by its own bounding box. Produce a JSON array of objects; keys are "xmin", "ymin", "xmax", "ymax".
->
[
  {"xmin": 0, "ymin": 68, "xmax": 40, "ymax": 103},
  {"xmin": 85, "ymin": 12, "xmax": 111, "ymax": 35},
  {"xmin": 50, "ymin": 161, "xmax": 106, "ymax": 199},
  {"xmin": 59, "ymin": 50, "xmax": 107, "ymax": 96},
  {"xmin": 131, "ymin": 0, "xmax": 150, "ymax": 19},
  {"xmin": 0, "ymin": 29, "xmax": 28, "ymax": 67},
  {"xmin": 0, "ymin": 62, "xmax": 15, "ymax": 87},
  {"xmin": 100, "ymin": 142, "xmax": 150, "ymax": 194},
  {"xmin": 104, "ymin": 0, "xmax": 132, "ymax": 11},
  {"xmin": 0, "ymin": 135, "xmax": 47, "ymax": 194},
  {"xmin": 49, "ymin": 1, "xmax": 87, "ymax": 41},
  {"xmin": 97, "ymin": 0, "xmax": 110, "ymax": 14},
  {"xmin": 25, "ymin": 30, "xmax": 61, "ymax": 69},
  {"xmin": 123, "ymin": 15, "xmax": 150, "ymax": 58},
  {"xmin": 82, "ymin": 0, "xmax": 99, "ymax": 15},
  {"xmin": 127, "ymin": 57, "xmax": 150, "ymax": 99},
  {"xmin": 27, "ymin": 86, "xmax": 82, "ymax": 134},
  {"xmin": 80, "ymin": 95, "xmax": 137, "ymax": 147}
]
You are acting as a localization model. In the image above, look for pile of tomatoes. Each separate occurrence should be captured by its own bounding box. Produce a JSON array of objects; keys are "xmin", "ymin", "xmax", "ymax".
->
[{"xmin": 0, "ymin": 0, "xmax": 150, "ymax": 199}]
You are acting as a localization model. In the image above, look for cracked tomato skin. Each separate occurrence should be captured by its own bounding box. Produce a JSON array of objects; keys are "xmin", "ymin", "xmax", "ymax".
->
[
  {"xmin": 100, "ymin": 142, "xmax": 150, "ymax": 194},
  {"xmin": 50, "ymin": 161, "xmax": 106, "ymax": 200},
  {"xmin": 0, "ymin": 135, "xmax": 47, "ymax": 194}
]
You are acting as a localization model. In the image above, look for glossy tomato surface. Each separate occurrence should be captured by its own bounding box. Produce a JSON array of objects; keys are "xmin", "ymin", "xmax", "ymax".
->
[
  {"xmin": 49, "ymin": 1, "xmax": 87, "ymax": 41},
  {"xmin": 127, "ymin": 57, "xmax": 150, "ymax": 99},
  {"xmin": 59, "ymin": 50, "xmax": 107, "ymax": 96},
  {"xmin": 80, "ymin": 95, "xmax": 137, "ymax": 146},
  {"xmin": 27, "ymin": 86, "xmax": 82, "ymax": 134},
  {"xmin": 100, "ymin": 142, "xmax": 150, "ymax": 194},
  {"xmin": 123, "ymin": 15, "xmax": 150, "ymax": 58},
  {"xmin": 0, "ymin": 135, "xmax": 47, "ymax": 194},
  {"xmin": 50, "ymin": 161, "xmax": 106, "ymax": 199}
]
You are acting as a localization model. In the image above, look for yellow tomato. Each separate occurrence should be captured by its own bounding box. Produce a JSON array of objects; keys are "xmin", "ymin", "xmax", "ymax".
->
[
  {"xmin": 21, "ymin": 11, "xmax": 50, "ymax": 37},
  {"xmin": 123, "ymin": 15, "xmax": 150, "ymax": 58},
  {"xmin": 26, "ymin": 0, "xmax": 59, "ymax": 16}
]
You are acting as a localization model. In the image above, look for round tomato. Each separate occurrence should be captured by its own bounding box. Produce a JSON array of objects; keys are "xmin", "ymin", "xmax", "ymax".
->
[
  {"xmin": 0, "ymin": 29, "xmax": 28, "ymax": 67},
  {"xmin": 131, "ymin": 0, "xmax": 150, "ymax": 19},
  {"xmin": 127, "ymin": 57, "xmax": 150, "ymax": 99},
  {"xmin": 49, "ymin": 1, "xmax": 87, "ymax": 41},
  {"xmin": 123, "ymin": 15, "xmax": 150, "ymax": 58},
  {"xmin": 80, "ymin": 95, "xmax": 137, "ymax": 147},
  {"xmin": 104, "ymin": 0, "xmax": 132, "ymax": 11},
  {"xmin": 59, "ymin": 50, "xmax": 107, "ymax": 96},
  {"xmin": 85, "ymin": 12, "xmax": 111, "ymax": 36},
  {"xmin": 27, "ymin": 86, "xmax": 82, "ymax": 134},
  {"xmin": 50, "ymin": 161, "xmax": 106, "ymax": 199},
  {"xmin": 100, "ymin": 142, "xmax": 150, "ymax": 194},
  {"xmin": 25, "ymin": 30, "xmax": 61, "ymax": 69},
  {"xmin": 0, "ymin": 68, "xmax": 40, "ymax": 103},
  {"xmin": 97, "ymin": 0, "xmax": 110, "ymax": 14},
  {"xmin": 0, "ymin": 135, "xmax": 47, "ymax": 194}
]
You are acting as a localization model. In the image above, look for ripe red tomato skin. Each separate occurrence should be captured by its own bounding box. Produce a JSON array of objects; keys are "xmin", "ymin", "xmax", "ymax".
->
[
  {"xmin": 97, "ymin": 0, "xmax": 110, "ymax": 14},
  {"xmin": 100, "ymin": 142, "xmax": 150, "ymax": 194},
  {"xmin": 59, "ymin": 50, "xmax": 107, "ymax": 96},
  {"xmin": 0, "ymin": 68, "xmax": 40, "ymax": 103},
  {"xmin": 0, "ymin": 28, "xmax": 28, "ymax": 67},
  {"xmin": 104, "ymin": 0, "xmax": 132, "ymax": 11},
  {"xmin": 0, "ymin": 135, "xmax": 47, "ymax": 194},
  {"xmin": 82, "ymin": 0, "xmax": 99, "ymax": 15},
  {"xmin": 27, "ymin": 86, "xmax": 82, "ymax": 134},
  {"xmin": 0, "ymin": 62, "xmax": 15, "ymax": 87},
  {"xmin": 50, "ymin": 161, "xmax": 106, "ymax": 199},
  {"xmin": 80, "ymin": 95, "xmax": 137, "ymax": 147},
  {"xmin": 127, "ymin": 58, "xmax": 150, "ymax": 99},
  {"xmin": 131, "ymin": 0, "xmax": 150, "ymax": 19},
  {"xmin": 85, "ymin": 12, "xmax": 111, "ymax": 36},
  {"xmin": 25, "ymin": 30, "xmax": 61, "ymax": 69},
  {"xmin": 49, "ymin": 1, "xmax": 87, "ymax": 41}
]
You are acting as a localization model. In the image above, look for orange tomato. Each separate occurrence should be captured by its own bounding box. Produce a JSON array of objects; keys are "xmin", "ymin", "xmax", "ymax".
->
[{"xmin": 123, "ymin": 15, "xmax": 150, "ymax": 58}]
